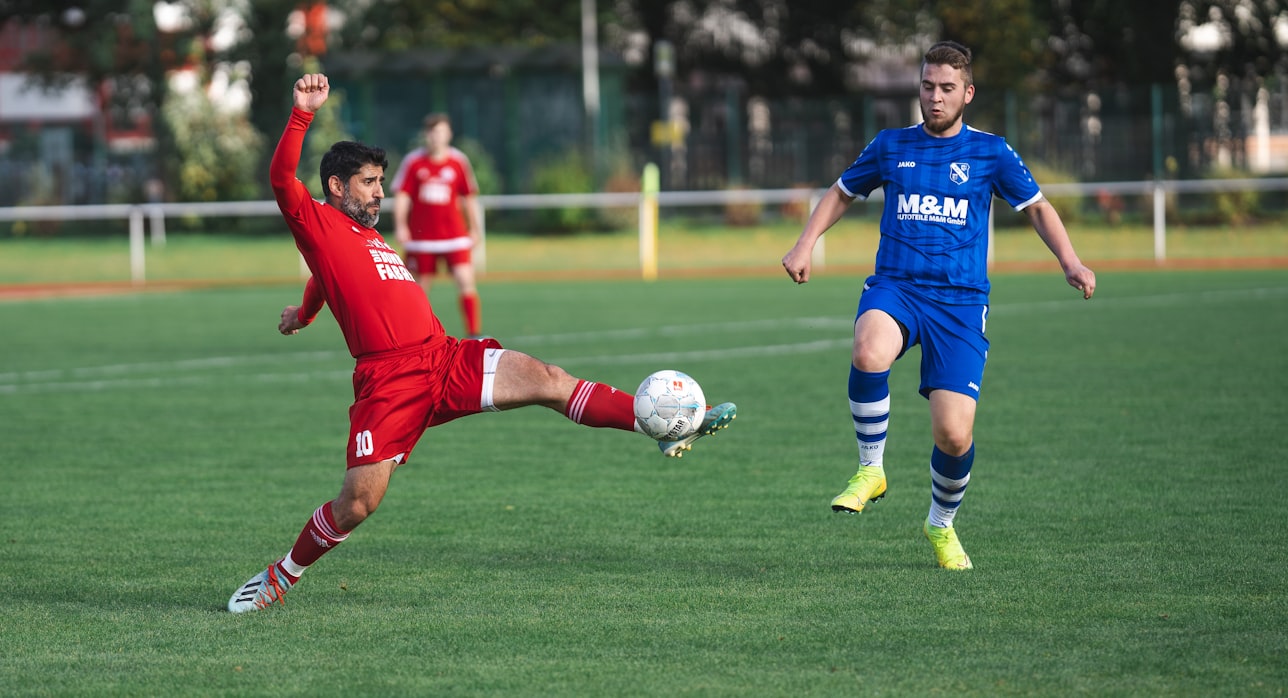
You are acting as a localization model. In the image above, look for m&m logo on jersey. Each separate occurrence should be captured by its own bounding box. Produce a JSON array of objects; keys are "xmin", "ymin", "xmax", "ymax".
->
[{"xmin": 895, "ymin": 194, "xmax": 968, "ymax": 226}]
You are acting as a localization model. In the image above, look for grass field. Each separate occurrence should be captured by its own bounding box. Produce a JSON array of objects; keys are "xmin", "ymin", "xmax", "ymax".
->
[
  {"xmin": 2, "ymin": 269, "xmax": 1287, "ymax": 696},
  {"xmin": 1, "ymin": 218, "xmax": 1286, "ymax": 286}
]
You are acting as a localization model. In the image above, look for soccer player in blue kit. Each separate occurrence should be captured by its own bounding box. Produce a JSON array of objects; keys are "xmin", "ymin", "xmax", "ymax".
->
[{"xmin": 781, "ymin": 41, "xmax": 1096, "ymax": 569}]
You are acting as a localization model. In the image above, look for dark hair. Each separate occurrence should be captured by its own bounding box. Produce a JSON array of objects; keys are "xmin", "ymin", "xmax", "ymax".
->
[
  {"xmin": 924, "ymin": 41, "xmax": 973, "ymax": 86},
  {"xmin": 319, "ymin": 141, "xmax": 388, "ymax": 197},
  {"xmin": 423, "ymin": 113, "xmax": 451, "ymax": 131}
]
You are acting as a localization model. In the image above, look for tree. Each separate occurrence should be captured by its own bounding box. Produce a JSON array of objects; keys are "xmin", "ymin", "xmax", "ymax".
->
[
  {"xmin": 607, "ymin": 0, "xmax": 935, "ymax": 99},
  {"xmin": 333, "ymin": 0, "xmax": 585, "ymax": 50},
  {"xmin": 1039, "ymin": 0, "xmax": 1182, "ymax": 90},
  {"xmin": 934, "ymin": 0, "xmax": 1048, "ymax": 90},
  {"xmin": 2, "ymin": 1, "xmax": 173, "ymax": 200},
  {"xmin": 0, "ymin": 0, "xmax": 283, "ymax": 201}
]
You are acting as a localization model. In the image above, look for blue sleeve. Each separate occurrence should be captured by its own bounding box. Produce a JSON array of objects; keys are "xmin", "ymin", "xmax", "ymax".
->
[
  {"xmin": 837, "ymin": 131, "xmax": 886, "ymax": 199},
  {"xmin": 993, "ymin": 138, "xmax": 1042, "ymax": 210}
]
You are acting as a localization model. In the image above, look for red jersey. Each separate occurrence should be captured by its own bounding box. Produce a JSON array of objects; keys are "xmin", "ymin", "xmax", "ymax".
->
[
  {"xmin": 271, "ymin": 108, "xmax": 445, "ymax": 358},
  {"xmin": 391, "ymin": 146, "xmax": 478, "ymax": 241}
]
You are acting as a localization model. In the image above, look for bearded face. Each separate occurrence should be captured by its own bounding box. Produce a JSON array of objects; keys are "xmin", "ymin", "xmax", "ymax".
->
[
  {"xmin": 340, "ymin": 182, "xmax": 381, "ymax": 228},
  {"xmin": 918, "ymin": 62, "xmax": 974, "ymax": 137}
]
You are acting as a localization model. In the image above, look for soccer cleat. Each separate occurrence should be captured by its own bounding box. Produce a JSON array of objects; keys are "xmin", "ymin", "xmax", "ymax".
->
[
  {"xmin": 830, "ymin": 466, "xmax": 887, "ymax": 513},
  {"xmin": 227, "ymin": 563, "xmax": 295, "ymax": 613},
  {"xmin": 658, "ymin": 402, "xmax": 737, "ymax": 458},
  {"xmin": 923, "ymin": 519, "xmax": 973, "ymax": 570}
]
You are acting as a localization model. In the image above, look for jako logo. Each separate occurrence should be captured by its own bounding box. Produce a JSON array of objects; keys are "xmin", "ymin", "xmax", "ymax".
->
[
  {"xmin": 898, "ymin": 161, "xmax": 916, "ymax": 168},
  {"xmin": 896, "ymin": 194, "xmax": 969, "ymax": 221}
]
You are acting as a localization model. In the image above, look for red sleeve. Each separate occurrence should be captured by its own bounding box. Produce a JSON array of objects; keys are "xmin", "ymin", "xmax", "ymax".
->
[
  {"xmin": 297, "ymin": 275, "xmax": 325, "ymax": 326},
  {"xmin": 397, "ymin": 160, "xmax": 418, "ymax": 197},
  {"xmin": 271, "ymin": 108, "xmax": 316, "ymax": 213},
  {"xmin": 458, "ymin": 153, "xmax": 479, "ymax": 196},
  {"xmin": 389, "ymin": 148, "xmax": 420, "ymax": 193}
]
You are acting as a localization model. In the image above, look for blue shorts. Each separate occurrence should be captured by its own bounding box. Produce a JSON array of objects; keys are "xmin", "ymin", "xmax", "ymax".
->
[{"xmin": 857, "ymin": 277, "xmax": 989, "ymax": 400}]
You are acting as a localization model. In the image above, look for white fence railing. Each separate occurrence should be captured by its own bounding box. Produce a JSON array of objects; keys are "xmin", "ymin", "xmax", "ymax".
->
[{"xmin": 1, "ymin": 178, "xmax": 1286, "ymax": 285}]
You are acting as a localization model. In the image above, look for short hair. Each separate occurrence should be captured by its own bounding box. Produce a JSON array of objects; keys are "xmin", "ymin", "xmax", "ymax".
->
[
  {"xmin": 923, "ymin": 41, "xmax": 973, "ymax": 86},
  {"xmin": 319, "ymin": 141, "xmax": 388, "ymax": 197},
  {"xmin": 423, "ymin": 113, "xmax": 451, "ymax": 131}
]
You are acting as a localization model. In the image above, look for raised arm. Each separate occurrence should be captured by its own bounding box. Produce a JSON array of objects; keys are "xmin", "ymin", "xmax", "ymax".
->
[{"xmin": 270, "ymin": 74, "xmax": 331, "ymax": 212}]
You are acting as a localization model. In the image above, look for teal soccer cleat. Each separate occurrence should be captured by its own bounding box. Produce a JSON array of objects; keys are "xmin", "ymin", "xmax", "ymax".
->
[{"xmin": 658, "ymin": 402, "xmax": 737, "ymax": 458}]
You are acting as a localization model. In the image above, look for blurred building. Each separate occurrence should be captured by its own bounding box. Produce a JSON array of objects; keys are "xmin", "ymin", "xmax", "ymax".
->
[{"xmin": 0, "ymin": 19, "xmax": 155, "ymax": 207}]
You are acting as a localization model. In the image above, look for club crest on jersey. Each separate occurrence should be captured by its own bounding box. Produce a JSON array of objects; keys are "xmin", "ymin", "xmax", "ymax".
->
[{"xmin": 949, "ymin": 162, "xmax": 970, "ymax": 185}]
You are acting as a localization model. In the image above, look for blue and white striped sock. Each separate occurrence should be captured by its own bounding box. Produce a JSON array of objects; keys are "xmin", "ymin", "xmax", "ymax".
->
[
  {"xmin": 928, "ymin": 445, "xmax": 973, "ymax": 528},
  {"xmin": 849, "ymin": 367, "xmax": 890, "ymax": 468}
]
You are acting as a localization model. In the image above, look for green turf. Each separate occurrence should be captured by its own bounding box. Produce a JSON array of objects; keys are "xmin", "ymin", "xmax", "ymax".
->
[
  {"xmin": 1, "ymin": 270, "xmax": 1286, "ymax": 696},
  {"xmin": 1, "ymin": 219, "xmax": 1286, "ymax": 285}
]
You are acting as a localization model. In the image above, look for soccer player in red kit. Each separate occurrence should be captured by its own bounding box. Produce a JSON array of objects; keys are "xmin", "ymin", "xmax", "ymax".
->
[
  {"xmin": 228, "ymin": 73, "xmax": 737, "ymax": 613},
  {"xmin": 392, "ymin": 113, "xmax": 485, "ymax": 337}
]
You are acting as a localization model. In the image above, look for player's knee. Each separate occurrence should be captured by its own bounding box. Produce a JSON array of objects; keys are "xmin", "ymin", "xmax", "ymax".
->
[
  {"xmin": 332, "ymin": 493, "xmax": 379, "ymax": 530},
  {"xmin": 933, "ymin": 430, "xmax": 973, "ymax": 456},
  {"xmin": 852, "ymin": 344, "xmax": 893, "ymax": 372},
  {"xmin": 538, "ymin": 361, "xmax": 576, "ymax": 393}
]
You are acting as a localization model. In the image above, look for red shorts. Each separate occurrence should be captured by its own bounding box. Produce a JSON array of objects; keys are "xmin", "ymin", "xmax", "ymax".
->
[
  {"xmin": 406, "ymin": 248, "xmax": 472, "ymax": 276},
  {"xmin": 347, "ymin": 335, "xmax": 504, "ymax": 468}
]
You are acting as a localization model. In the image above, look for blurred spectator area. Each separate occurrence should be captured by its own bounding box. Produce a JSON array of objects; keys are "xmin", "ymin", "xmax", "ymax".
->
[{"xmin": 1, "ymin": 36, "xmax": 1286, "ymax": 207}]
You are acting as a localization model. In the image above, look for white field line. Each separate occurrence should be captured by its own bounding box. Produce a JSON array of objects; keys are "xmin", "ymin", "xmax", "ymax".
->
[{"xmin": 2, "ymin": 287, "xmax": 1284, "ymax": 395}]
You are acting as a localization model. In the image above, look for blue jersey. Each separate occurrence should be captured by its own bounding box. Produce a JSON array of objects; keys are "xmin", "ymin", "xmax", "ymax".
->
[{"xmin": 837, "ymin": 124, "xmax": 1042, "ymax": 304}]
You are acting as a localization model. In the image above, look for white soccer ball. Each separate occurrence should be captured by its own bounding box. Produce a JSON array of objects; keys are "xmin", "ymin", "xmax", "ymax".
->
[{"xmin": 634, "ymin": 370, "xmax": 706, "ymax": 441}]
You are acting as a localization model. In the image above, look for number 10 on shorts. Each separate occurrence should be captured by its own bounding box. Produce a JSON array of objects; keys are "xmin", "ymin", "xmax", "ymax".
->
[{"xmin": 354, "ymin": 430, "xmax": 374, "ymax": 457}]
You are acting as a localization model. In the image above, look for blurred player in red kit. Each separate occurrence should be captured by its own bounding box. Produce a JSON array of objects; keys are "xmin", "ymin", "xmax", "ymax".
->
[
  {"xmin": 391, "ymin": 113, "xmax": 485, "ymax": 337},
  {"xmin": 227, "ymin": 73, "xmax": 736, "ymax": 612}
]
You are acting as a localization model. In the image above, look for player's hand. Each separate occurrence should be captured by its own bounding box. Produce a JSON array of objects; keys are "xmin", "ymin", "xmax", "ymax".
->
[
  {"xmin": 279, "ymin": 305, "xmax": 306, "ymax": 335},
  {"xmin": 782, "ymin": 246, "xmax": 812, "ymax": 284},
  {"xmin": 393, "ymin": 224, "xmax": 411, "ymax": 248},
  {"xmin": 1066, "ymin": 263, "xmax": 1096, "ymax": 299},
  {"xmin": 293, "ymin": 74, "xmax": 329, "ymax": 114}
]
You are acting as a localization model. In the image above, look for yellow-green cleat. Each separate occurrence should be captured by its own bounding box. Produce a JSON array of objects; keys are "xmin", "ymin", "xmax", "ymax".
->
[
  {"xmin": 830, "ymin": 466, "xmax": 887, "ymax": 513},
  {"xmin": 923, "ymin": 519, "xmax": 973, "ymax": 570}
]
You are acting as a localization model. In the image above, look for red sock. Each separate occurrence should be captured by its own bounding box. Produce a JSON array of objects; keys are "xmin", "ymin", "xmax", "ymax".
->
[
  {"xmin": 280, "ymin": 501, "xmax": 350, "ymax": 581},
  {"xmin": 565, "ymin": 380, "xmax": 638, "ymax": 432},
  {"xmin": 460, "ymin": 293, "xmax": 481, "ymax": 336}
]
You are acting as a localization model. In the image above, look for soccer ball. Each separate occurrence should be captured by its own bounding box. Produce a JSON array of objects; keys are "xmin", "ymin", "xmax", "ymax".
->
[{"xmin": 634, "ymin": 370, "xmax": 706, "ymax": 441}]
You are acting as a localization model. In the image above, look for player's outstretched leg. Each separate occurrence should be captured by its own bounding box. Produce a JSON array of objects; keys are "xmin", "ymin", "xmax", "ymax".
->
[
  {"xmin": 658, "ymin": 402, "xmax": 737, "ymax": 458},
  {"xmin": 228, "ymin": 561, "xmax": 295, "ymax": 613},
  {"xmin": 923, "ymin": 518, "xmax": 973, "ymax": 570},
  {"xmin": 830, "ymin": 465, "xmax": 887, "ymax": 513}
]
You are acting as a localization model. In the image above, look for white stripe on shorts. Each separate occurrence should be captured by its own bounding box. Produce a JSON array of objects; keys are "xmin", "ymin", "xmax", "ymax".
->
[{"xmin": 480, "ymin": 347, "xmax": 505, "ymax": 412}]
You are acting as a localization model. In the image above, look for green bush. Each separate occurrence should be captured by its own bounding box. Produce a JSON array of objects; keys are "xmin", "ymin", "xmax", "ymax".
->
[
  {"xmin": 1208, "ymin": 167, "xmax": 1261, "ymax": 226},
  {"xmin": 1023, "ymin": 160, "xmax": 1083, "ymax": 225},
  {"xmin": 162, "ymin": 66, "xmax": 264, "ymax": 203},
  {"xmin": 598, "ymin": 159, "xmax": 642, "ymax": 232},
  {"xmin": 454, "ymin": 137, "xmax": 501, "ymax": 195},
  {"xmin": 526, "ymin": 150, "xmax": 596, "ymax": 233}
]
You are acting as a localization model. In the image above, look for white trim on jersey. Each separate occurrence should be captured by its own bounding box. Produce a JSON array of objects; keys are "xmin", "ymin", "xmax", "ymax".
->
[
  {"xmin": 836, "ymin": 178, "xmax": 865, "ymax": 201},
  {"xmin": 390, "ymin": 146, "xmax": 478, "ymax": 194},
  {"xmin": 402, "ymin": 237, "xmax": 473, "ymax": 253},
  {"xmin": 389, "ymin": 147, "xmax": 424, "ymax": 192},
  {"xmin": 1013, "ymin": 191, "xmax": 1045, "ymax": 211}
]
